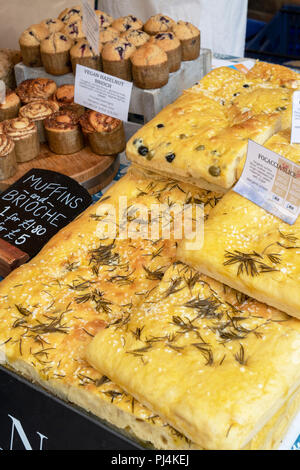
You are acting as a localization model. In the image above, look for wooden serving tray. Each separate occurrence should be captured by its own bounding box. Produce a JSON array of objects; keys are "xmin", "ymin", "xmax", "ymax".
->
[{"xmin": 0, "ymin": 144, "xmax": 120, "ymax": 195}]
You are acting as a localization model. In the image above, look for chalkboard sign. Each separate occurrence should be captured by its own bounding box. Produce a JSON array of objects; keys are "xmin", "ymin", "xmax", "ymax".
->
[{"xmin": 0, "ymin": 169, "xmax": 91, "ymax": 277}]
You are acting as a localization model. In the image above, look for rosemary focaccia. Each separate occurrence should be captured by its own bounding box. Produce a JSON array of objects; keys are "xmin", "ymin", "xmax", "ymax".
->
[
  {"xmin": 87, "ymin": 262, "xmax": 300, "ymax": 450},
  {"xmin": 0, "ymin": 169, "xmax": 222, "ymax": 450}
]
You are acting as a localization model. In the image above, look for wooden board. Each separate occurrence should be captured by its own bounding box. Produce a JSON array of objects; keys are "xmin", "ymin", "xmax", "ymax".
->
[{"xmin": 0, "ymin": 144, "xmax": 120, "ymax": 195}]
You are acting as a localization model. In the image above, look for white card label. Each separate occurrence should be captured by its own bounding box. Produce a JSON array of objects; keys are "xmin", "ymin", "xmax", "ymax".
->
[
  {"xmin": 234, "ymin": 140, "xmax": 300, "ymax": 225},
  {"xmin": 291, "ymin": 91, "xmax": 300, "ymax": 144},
  {"xmin": 74, "ymin": 64, "xmax": 133, "ymax": 121},
  {"xmin": 0, "ymin": 80, "xmax": 5, "ymax": 104},
  {"xmin": 81, "ymin": 0, "xmax": 99, "ymax": 55}
]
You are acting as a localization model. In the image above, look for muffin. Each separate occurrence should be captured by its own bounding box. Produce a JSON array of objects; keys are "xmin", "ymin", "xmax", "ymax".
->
[
  {"xmin": 172, "ymin": 21, "xmax": 200, "ymax": 61},
  {"xmin": 16, "ymin": 78, "xmax": 57, "ymax": 104},
  {"xmin": 112, "ymin": 15, "xmax": 143, "ymax": 34},
  {"xmin": 19, "ymin": 100, "xmax": 59, "ymax": 142},
  {"xmin": 0, "ymin": 90, "xmax": 21, "ymax": 122},
  {"xmin": 41, "ymin": 18, "xmax": 64, "ymax": 34},
  {"xmin": 102, "ymin": 38, "xmax": 136, "ymax": 81},
  {"xmin": 143, "ymin": 14, "xmax": 175, "ymax": 35},
  {"xmin": 95, "ymin": 10, "xmax": 114, "ymax": 28},
  {"xmin": 44, "ymin": 109, "xmax": 84, "ymax": 155},
  {"xmin": 99, "ymin": 27, "xmax": 119, "ymax": 46},
  {"xmin": 4, "ymin": 117, "xmax": 40, "ymax": 163},
  {"xmin": 131, "ymin": 43, "xmax": 169, "ymax": 89},
  {"xmin": 0, "ymin": 134, "xmax": 16, "ymax": 180},
  {"xmin": 121, "ymin": 30, "xmax": 150, "ymax": 48},
  {"xmin": 63, "ymin": 20, "xmax": 85, "ymax": 41},
  {"xmin": 58, "ymin": 5, "xmax": 82, "ymax": 24},
  {"xmin": 19, "ymin": 24, "xmax": 49, "ymax": 67},
  {"xmin": 40, "ymin": 33, "xmax": 73, "ymax": 75},
  {"xmin": 150, "ymin": 32, "xmax": 181, "ymax": 72},
  {"xmin": 80, "ymin": 110, "xmax": 125, "ymax": 155},
  {"xmin": 70, "ymin": 38, "xmax": 102, "ymax": 74}
]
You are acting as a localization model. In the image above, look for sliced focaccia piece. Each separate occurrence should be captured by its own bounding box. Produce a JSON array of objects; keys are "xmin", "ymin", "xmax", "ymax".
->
[
  {"xmin": 126, "ymin": 91, "xmax": 281, "ymax": 191},
  {"xmin": 87, "ymin": 262, "xmax": 300, "ymax": 450},
  {"xmin": 0, "ymin": 170, "xmax": 222, "ymax": 450},
  {"xmin": 246, "ymin": 61, "xmax": 300, "ymax": 89}
]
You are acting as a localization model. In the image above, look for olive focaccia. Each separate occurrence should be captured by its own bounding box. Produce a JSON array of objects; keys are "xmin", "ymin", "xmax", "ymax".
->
[
  {"xmin": 178, "ymin": 129, "xmax": 300, "ymax": 319},
  {"xmin": 0, "ymin": 169, "xmax": 222, "ymax": 450},
  {"xmin": 126, "ymin": 62, "xmax": 299, "ymax": 192},
  {"xmin": 87, "ymin": 262, "xmax": 300, "ymax": 450}
]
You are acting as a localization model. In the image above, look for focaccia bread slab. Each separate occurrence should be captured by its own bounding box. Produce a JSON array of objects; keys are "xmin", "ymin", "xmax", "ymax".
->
[{"xmin": 87, "ymin": 263, "xmax": 300, "ymax": 450}]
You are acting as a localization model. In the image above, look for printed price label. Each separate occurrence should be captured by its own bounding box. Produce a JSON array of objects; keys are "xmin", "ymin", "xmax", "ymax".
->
[
  {"xmin": 81, "ymin": 0, "xmax": 99, "ymax": 54},
  {"xmin": 74, "ymin": 64, "xmax": 133, "ymax": 121},
  {"xmin": 234, "ymin": 140, "xmax": 300, "ymax": 225},
  {"xmin": 291, "ymin": 91, "xmax": 300, "ymax": 144}
]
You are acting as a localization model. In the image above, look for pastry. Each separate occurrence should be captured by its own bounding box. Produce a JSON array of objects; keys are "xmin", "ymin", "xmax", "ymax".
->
[
  {"xmin": 70, "ymin": 38, "xmax": 102, "ymax": 74},
  {"xmin": 111, "ymin": 15, "xmax": 143, "ymax": 34},
  {"xmin": 102, "ymin": 38, "xmax": 136, "ymax": 81},
  {"xmin": 40, "ymin": 33, "xmax": 73, "ymax": 76},
  {"xmin": 0, "ymin": 89, "xmax": 21, "ymax": 122},
  {"xmin": 178, "ymin": 129, "xmax": 300, "ymax": 320},
  {"xmin": 79, "ymin": 110, "xmax": 125, "ymax": 155},
  {"xmin": 40, "ymin": 18, "xmax": 64, "ymax": 34},
  {"xmin": 0, "ymin": 49, "xmax": 21, "ymax": 90},
  {"xmin": 58, "ymin": 5, "xmax": 82, "ymax": 24},
  {"xmin": 44, "ymin": 109, "xmax": 84, "ymax": 155},
  {"xmin": 131, "ymin": 43, "xmax": 169, "ymax": 89},
  {"xmin": 150, "ymin": 32, "xmax": 181, "ymax": 73},
  {"xmin": 63, "ymin": 20, "xmax": 85, "ymax": 41},
  {"xmin": 172, "ymin": 21, "xmax": 200, "ymax": 61},
  {"xmin": 0, "ymin": 170, "xmax": 221, "ymax": 450},
  {"xmin": 87, "ymin": 262, "xmax": 300, "ymax": 450},
  {"xmin": 52, "ymin": 84, "xmax": 85, "ymax": 117},
  {"xmin": 19, "ymin": 100, "xmax": 59, "ymax": 142},
  {"xmin": 16, "ymin": 78, "xmax": 57, "ymax": 104},
  {"xmin": 4, "ymin": 117, "xmax": 39, "ymax": 163},
  {"xmin": 0, "ymin": 133, "xmax": 16, "ymax": 180},
  {"xmin": 247, "ymin": 61, "xmax": 300, "ymax": 89},
  {"xmin": 143, "ymin": 14, "xmax": 175, "ymax": 36},
  {"xmin": 19, "ymin": 24, "xmax": 49, "ymax": 67},
  {"xmin": 95, "ymin": 10, "xmax": 114, "ymax": 28},
  {"xmin": 121, "ymin": 30, "xmax": 150, "ymax": 49},
  {"xmin": 99, "ymin": 27, "xmax": 119, "ymax": 46}
]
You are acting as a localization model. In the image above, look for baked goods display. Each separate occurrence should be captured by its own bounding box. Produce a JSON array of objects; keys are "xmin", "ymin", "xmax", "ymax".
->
[
  {"xmin": 3, "ymin": 117, "xmax": 39, "ymax": 163},
  {"xmin": 19, "ymin": 99, "xmax": 59, "ymax": 142},
  {"xmin": 16, "ymin": 78, "xmax": 57, "ymax": 104},
  {"xmin": 0, "ymin": 89, "xmax": 21, "ymax": 122},
  {"xmin": 18, "ymin": 5, "xmax": 201, "ymax": 89},
  {"xmin": 79, "ymin": 110, "xmax": 125, "ymax": 155},
  {"xmin": 126, "ymin": 63, "xmax": 300, "ymax": 191},
  {"xmin": 0, "ymin": 133, "xmax": 16, "ymax": 179},
  {"xmin": 44, "ymin": 109, "xmax": 84, "ymax": 155}
]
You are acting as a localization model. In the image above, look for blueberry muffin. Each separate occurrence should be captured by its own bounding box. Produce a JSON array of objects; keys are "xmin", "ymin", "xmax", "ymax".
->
[
  {"xmin": 95, "ymin": 10, "xmax": 114, "ymax": 28},
  {"xmin": 70, "ymin": 38, "xmax": 102, "ymax": 74},
  {"xmin": 172, "ymin": 21, "xmax": 200, "ymax": 61},
  {"xmin": 80, "ymin": 110, "xmax": 125, "ymax": 155},
  {"xmin": 99, "ymin": 27, "xmax": 119, "ymax": 46},
  {"xmin": 112, "ymin": 15, "xmax": 143, "ymax": 34},
  {"xmin": 102, "ymin": 38, "xmax": 136, "ymax": 81},
  {"xmin": 131, "ymin": 43, "xmax": 169, "ymax": 89},
  {"xmin": 0, "ymin": 89, "xmax": 21, "ymax": 122},
  {"xmin": 19, "ymin": 24, "xmax": 49, "ymax": 67},
  {"xmin": 150, "ymin": 32, "xmax": 181, "ymax": 72},
  {"xmin": 121, "ymin": 30, "xmax": 150, "ymax": 48},
  {"xmin": 143, "ymin": 14, "xmax": 175, "ymax": 35},
  {"xmin": 16, "ymin": 78, "xmax": 57, "ymax": 104},
  {"xmin": 0, "ymin": 133, "xmax": 16, "ymax": 180},
  {"xmin": 40, "ymin": 32, "xmax": 73, "ymax": 75},
  {"xmin": 63, "ymin": 20, "xmax": 85, "ymax": 41},
  {"xmin": 44, "ymin": 109, "xmax": 84, "ymax": 155},
  {"xmin": 58, "ymin": 5, "xmax": 82, "ymax": 24},
  {"xmin": 40, "ymin": 18, "xmax": 64, "ymax": 34},
  {"xmin": 19, "ymin": 100, "xmax": 59, "ymax": 142},
  {"xmin": 4, "ymin": 117, "xmax": 40, "ymax": 163}
]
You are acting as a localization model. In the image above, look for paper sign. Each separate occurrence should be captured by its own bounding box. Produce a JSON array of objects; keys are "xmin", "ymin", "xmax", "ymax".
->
[
  {"xmin": 0, "ymin": 81, "xmax": 5, "ymax": 104},
  {"xmin": 0, "ymin": 169, "xmax": 91, "ymax": 259},
  {"xmin": 74, "ymin": 64, "xmax": 133, "ymax": 121},
  {"xmin": 81, "ymin": 0, "xmax": 99, "ymax": 55},
  {"xmin": 234, "ymin": 140, "xmax": 300, "ymax": 225},
  {"xmin": 291, "ymin": 91, "xmax": 300, "ymax": 144}
]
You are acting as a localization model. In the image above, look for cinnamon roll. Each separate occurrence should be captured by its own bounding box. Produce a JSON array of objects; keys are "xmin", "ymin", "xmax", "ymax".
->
[
  {"xmin": 19, "ymin": 100, "xmax": 59, "ymax": 142},
  {"xmin": 79, "ymin": 110, "xmax": 125, "ymax": 155},
  {"xmin": 70, "ymin": 39, "xmax": 102, "ymax": 74},
  {"xmin": 0, "ymin": 89, "xmax": 21, "ymax": 122},
  {"xmin": 40, "ymin": 33, "xmax": 73, "ymax": 76},
  {"xmin": 0, "ymin": 134, "xmax": 17, "ymax": 180},
  {"xmin": 3, "ymin": 117, "xmax": 39, "ymax": 163},
  {"xmin": 16, "ymin": 78, "xmax": 57, "ymax": 104},
  {"xmin": 44, "ymin": 109, "xmax": 84, "ymax": 155},
  {"xmin": 52, "ymin": 84, "xmax": 85, "ymax": 117}
]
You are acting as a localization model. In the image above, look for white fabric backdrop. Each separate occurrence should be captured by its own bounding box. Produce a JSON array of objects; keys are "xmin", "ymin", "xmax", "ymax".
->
[{"xmin": 99, "ymin": 0, "xmax": 248, "ymax": 57}]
